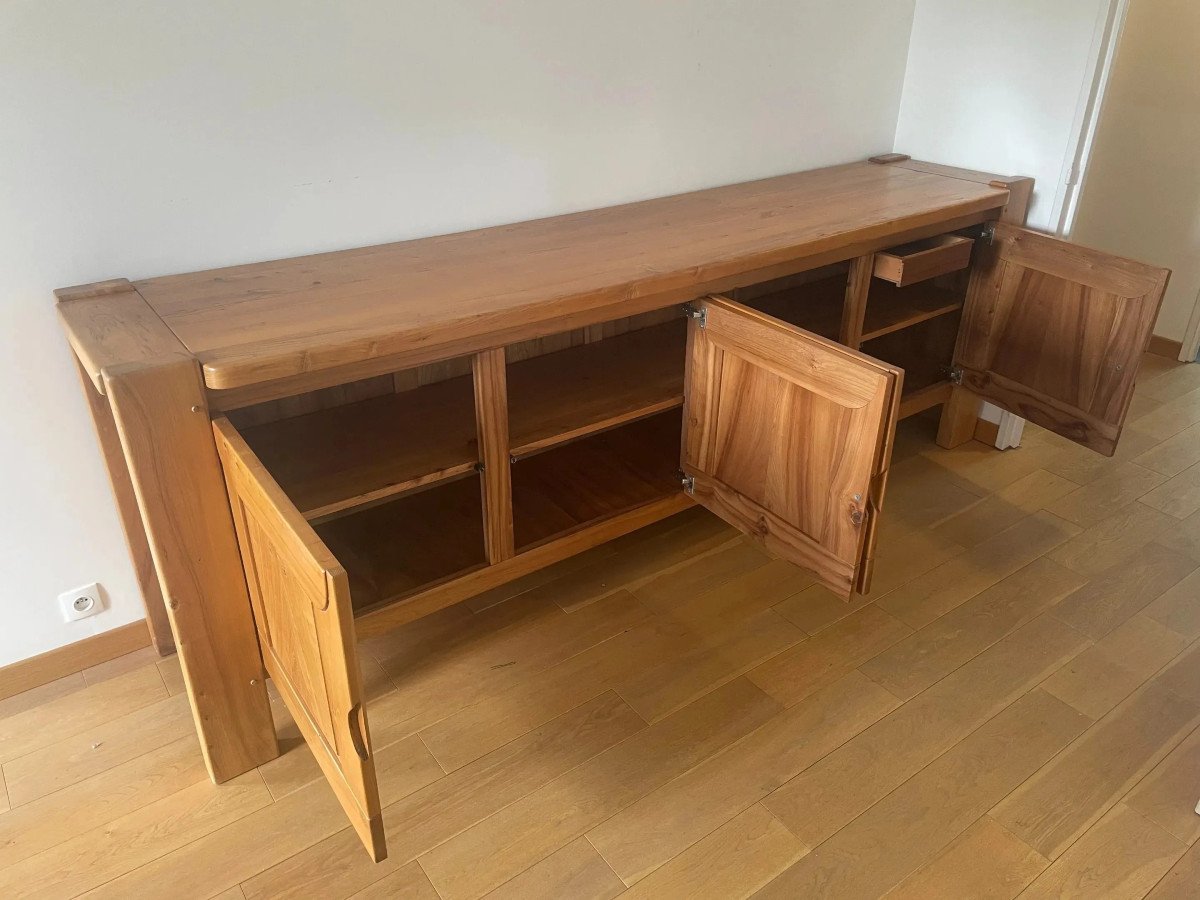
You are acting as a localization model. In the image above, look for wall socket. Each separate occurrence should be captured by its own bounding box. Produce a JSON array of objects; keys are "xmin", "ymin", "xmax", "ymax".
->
[{"xmin": 58, "ymin": 583, "xmax": 104, "ymax": 622}]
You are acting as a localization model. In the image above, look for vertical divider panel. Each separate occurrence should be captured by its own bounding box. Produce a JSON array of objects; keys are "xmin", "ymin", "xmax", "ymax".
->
[
  {"xmin": 473, "ymin": 348, "xmax": 516, "ymax": 562},
  {"xmin": 840, "ymin": 254, "xmax": 874, "ymax": 349}
]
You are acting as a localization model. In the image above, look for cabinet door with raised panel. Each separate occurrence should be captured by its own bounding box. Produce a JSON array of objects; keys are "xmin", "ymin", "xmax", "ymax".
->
[
  {"xmin": 681, "ymin": 296, "xmax": 902, "ymax": 600},
  {"xmin": 213, "ymin": 418, "xmax": 386, "ymax": 862},
  {"xmin": 956, "ymin": 224, "xmax": 1170, "ymax": 456}
]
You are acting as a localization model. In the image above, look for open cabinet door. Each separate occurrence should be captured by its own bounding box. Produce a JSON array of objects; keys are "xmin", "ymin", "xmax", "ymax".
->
[
  {"xmin": 956, "ymin": 224, "xmax": 1170, "ymax": 456},
  {"xmin": 682, "ymin": 296, "xmax": 902, "ymax": 600},
  {"xmin": 214, "ymin": 419, "xmax": 386, "ymax": 862}
]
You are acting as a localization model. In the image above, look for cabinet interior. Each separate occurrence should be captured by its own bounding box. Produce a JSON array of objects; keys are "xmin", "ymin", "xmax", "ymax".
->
[
  {"xmin": 223, "ymin": 231, "xmax": 978, "ymax": 620},
  {"xmin": 730, "ymin": 264, "xmax": 847, "ymax": 340},
  {"xmin": 512, "ymin": 411, "xmax": 682, "ymax": 551}
]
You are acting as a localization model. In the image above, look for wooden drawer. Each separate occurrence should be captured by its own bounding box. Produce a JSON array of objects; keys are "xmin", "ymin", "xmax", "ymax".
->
[{"xmin": 873, "ymin": 235, "xmax": 974, "ymax": 287}]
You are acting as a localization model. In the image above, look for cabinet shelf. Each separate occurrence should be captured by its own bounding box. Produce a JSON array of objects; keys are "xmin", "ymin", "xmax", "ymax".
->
[
  {"xmin": 318, "ymin": 475, "xmax": 487, "ymax": 614},
  {"xmin": 507, "ymin": 321, "xmax": 686, "ymax": 459},
  {"xmin": 238, "ymin": 376, "xmax": 479, "ymax": 522},
  {"xmin": 898, "ymin": 381, "xmax": 953, "ymax": 419},
  {"xmin": 512, "ymin": 411, "xmax": 682, "ymax": 550},
  {"xmin": 862, "ymin": 282, "xmax": 964, "ymax": 342}
]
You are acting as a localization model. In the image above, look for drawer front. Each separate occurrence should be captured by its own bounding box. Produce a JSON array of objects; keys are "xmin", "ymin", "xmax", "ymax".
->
[
  {"xmin": 213, "ymin": 418, "xmax": 386, "ymax": 862},
  {"xmin": 874, "ymin": 235, "xmax": 974, "ymax": 287}
]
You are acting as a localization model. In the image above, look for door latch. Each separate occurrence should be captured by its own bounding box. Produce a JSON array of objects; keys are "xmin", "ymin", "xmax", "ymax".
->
[{"xmin": 681, "ymin": 474, "xmax": 696, "ymax": 495}]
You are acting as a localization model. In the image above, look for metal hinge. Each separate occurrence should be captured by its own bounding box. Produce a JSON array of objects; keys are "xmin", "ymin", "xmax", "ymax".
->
[
  {"xmin": 948, "ymin": 366, "xmax": 964, "ymax": 386},
  {"xmin": 980, "ymin": 223, "xmax": 996, "ymax": 245},
  {"xmin": 683, "ymin": 304, "xmax": 707, "ymax": 329},
  {"xmin": 681, "ymin": 474, "xmax": 696, "ymax": 495}
]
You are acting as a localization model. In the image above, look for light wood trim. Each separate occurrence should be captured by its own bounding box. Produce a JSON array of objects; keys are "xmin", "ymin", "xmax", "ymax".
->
[
  {"xmin": 103, "ymin": 358, "xmax": 277, "ymax": 783},
  {"xmin": 473, "ymin": 349, "xmax": 515, "ymax": 564},
  {"xmin": 839, "ymin": 255, "xmax": 873, "ymax": 348},
  {"xmin": 1147, "ymin": 334, "xmax": 1184, "ymax": 359},
  {"xmin": 0, "ymin": 621, "xmax": 151, "ymax": 702},
  {"xmin": 56, "ymin": 283, "xmax": 191, "ymax": 394},
  {"xmin": 54, "ymin": 278, "xmax": 140, "ymax": 302},
  {"xmin": 354, "ymin": 494, "xmax": 692, "ymax": 638},
  {"xmin": 73, "ymin": 359, "xmax": 173, "ymax": 654}
]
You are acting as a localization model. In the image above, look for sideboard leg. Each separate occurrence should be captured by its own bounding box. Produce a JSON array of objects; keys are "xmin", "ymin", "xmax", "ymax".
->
[
  {"xmin": 937, "ymin": 386, "xmax": 981, "ymax": 449},
  {"xmin": 74, "ymin": 359, "xmax": 175, "ymax": 655},
  {"xmin": 103, "ymin": 357, "xmax": 278, "ymax": 783}
]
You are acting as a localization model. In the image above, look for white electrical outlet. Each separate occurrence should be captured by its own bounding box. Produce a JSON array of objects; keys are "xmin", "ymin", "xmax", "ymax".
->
[{"xmin": 59, "ymin": 583, "xmax": 103, "ymax": 622}]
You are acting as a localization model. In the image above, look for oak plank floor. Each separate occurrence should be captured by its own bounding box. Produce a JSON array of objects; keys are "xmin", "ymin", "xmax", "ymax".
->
[{"xmin": 4, "ymin": 352, "xmax": 1200, "ymax": 898}]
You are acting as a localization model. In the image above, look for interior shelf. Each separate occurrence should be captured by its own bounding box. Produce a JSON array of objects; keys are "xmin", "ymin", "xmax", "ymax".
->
[
  {"xmin": 238, "ymin": 376, "xmax": 479, "ymax": 522},
  {"xmin": 862, "ymin": 282, "xmax": 964, "ymax": 343},
  {"xmin": 512, "ymin": 410, "xmax": 682, "ymax": 550},
  {"xmin": 737, "ymin": 273, "xmax": 845, "ymax": 342},
  {"xmin": 317, "ymin": 475, "xmax": 487, "ymax": 613},
  {"xmin": 507, "ymin": 321, "xmax": 687, "ymax": 459},
  {"xmin": 898, "ymin": 381, "xmax": 953, "ymax": 419},
  {"xmin": 863, "ymin": 309, "xmax": 962, "ymax": 419}
]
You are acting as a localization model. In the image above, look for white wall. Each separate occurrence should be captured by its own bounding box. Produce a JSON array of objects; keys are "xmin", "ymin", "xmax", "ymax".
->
[
  {"xmin": 895, "ymin": 0, "xmax": 1113, "ymax": 231},
  {"xmin": 1070, "ymin": 0, "xmax": 1200, "ymax": 344},
  {"xmin": 0, "ymin": 0, "xmax": 917, "ymax": 666}
]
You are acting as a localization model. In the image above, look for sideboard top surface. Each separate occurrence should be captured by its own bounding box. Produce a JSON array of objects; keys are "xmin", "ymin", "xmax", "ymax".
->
[{"xmin": 122, "ymin": 161, "xmax": 1008, "ymax": 390}]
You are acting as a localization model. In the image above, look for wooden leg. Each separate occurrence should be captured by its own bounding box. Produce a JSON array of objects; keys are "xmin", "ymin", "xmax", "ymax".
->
[
  {"xmin": 472, "ymin": 349, "xmax": 515, "ymax": 563},
  {"xmin": 74, "ymin": 360, "xmax": 175, "ymax": 655},
  {"xmin": 103, "ymin": 357, "xmax": 277, "ymax": 783},
  {"xmin": 937, "ymin": 386, "xmax": 982, "ymax": 449}
]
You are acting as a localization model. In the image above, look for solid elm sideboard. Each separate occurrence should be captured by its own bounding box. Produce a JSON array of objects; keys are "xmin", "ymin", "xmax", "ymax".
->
[{"xmin": 56, "ymin": 155, "xmax": 1169, "ymax": 860}]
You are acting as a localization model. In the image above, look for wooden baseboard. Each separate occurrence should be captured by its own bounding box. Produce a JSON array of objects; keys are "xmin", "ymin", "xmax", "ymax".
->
[
  {"xmin": 0, "ymin": 621, "xmax": 152, "ymax": 701},
  {"xmin": 974, "ymin": 418, "xmax": 1001, "ymax": 447},
  {"xmin": 1148, "ymin": 334, "xmax": 1184, "ymax": 360}
]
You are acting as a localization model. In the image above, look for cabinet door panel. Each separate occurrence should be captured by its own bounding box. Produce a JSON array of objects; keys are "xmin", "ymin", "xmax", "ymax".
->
[
  {"xmin": 682, "ymin": 297, "xmax": 902, "ymax": 600},
  {"xmin": 213, "ymin": 418, "xmax": 386, "ymax": 862},
  {"xmin": 957, "ymin": 224, "xmax": 1170, "ymax": 455}
]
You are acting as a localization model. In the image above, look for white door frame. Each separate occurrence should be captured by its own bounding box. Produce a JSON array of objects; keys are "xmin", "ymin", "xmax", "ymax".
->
[{"xmin": 992, "ymin": 0, "xmax": 1132, "ymax": 449}]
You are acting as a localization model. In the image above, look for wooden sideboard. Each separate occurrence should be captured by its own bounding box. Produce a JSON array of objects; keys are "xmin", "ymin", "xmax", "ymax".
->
[{"xmin": 56, "ymin": 156, "xmax": 1170, "ymax": 860}]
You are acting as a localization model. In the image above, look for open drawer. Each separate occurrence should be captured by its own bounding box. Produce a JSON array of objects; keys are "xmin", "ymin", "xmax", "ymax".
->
[
  {"xmin": 214, "ymin": 420, "xmax": 387, "ymax": 862},
  {"xmin": 874, "ymin": 234, "xmax": 974, "ymax": 287}
]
